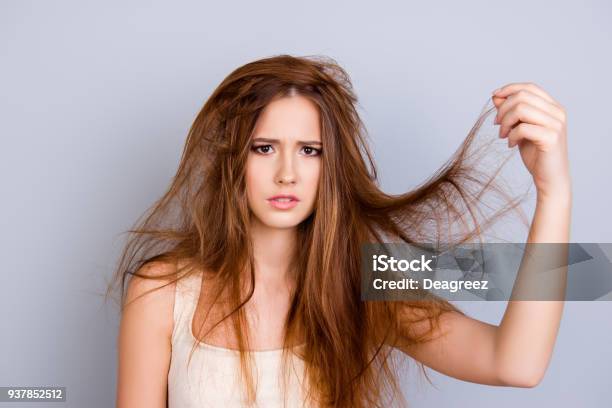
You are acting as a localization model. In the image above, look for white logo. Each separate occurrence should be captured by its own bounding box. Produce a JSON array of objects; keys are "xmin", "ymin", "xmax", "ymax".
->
[{"xmin": 372, "ymin": 254, "xmax": 434, "ymax": 272}]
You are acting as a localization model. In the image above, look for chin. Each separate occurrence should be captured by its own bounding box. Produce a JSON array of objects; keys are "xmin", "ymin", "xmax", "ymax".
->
[
  {"xmin": 259, "ymin": 217, "xmax": 303, "ymax": 229},
  {"xmin": 252, "ymin": 211, "xmax": 309, "ymax": 229}
]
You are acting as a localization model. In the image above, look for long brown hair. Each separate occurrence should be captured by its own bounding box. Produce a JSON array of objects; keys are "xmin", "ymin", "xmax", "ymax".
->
[{"xmin": 106, "ymin": 54, "xmax": 529, "ymax": 407}]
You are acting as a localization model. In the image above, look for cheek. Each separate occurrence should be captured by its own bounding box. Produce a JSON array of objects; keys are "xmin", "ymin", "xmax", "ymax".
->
[
  {"xmin": 303, "ymin": 162, "xmax": 321, "ymax": 195},
  {"xmin": 245, "ymin": 159, "xmax": 275, "ymax": 210},
  {"xmin": 245, "ymin": 161, "xmax": 262, "ymax": 198}
]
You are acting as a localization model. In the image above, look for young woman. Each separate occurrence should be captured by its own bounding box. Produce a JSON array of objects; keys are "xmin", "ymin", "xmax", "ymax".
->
[{"xmin": 111, "ymin": 54, "xmax": 571, "ymax": 407}]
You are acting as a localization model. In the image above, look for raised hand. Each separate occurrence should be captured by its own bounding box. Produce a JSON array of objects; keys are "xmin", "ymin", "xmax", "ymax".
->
[{"xmin": 492, "ymin": 82, "xmax": 571, "ymax": 200}]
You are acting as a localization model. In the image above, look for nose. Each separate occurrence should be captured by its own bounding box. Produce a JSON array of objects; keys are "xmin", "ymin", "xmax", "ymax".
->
[
  {"xmin": 275, "ymin": 151, "xmax": 297, "ymax": 185},
  {"xmin": 277, "ymin": 175, "xmax": 296, "ymax": 185}
]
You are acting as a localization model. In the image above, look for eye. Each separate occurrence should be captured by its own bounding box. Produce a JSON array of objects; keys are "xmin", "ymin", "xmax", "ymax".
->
[
  {"xmin": 251, "ymin": 144, "xmax": 274, "ymax": 154},
  {"xmin": 302, "ymin": 146, "xmax": 322, "ymax": 156}
]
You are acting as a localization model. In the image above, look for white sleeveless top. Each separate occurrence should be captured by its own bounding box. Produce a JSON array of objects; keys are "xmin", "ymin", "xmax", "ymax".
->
[{"xmin": 167, "ymin": 271, "xmax": 311, "ymax": 407}]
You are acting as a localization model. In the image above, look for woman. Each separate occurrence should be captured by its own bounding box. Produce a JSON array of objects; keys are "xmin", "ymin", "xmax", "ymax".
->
[{"xmin": 110, "ymin": 54, "xmax": 571, "ymax": 407}]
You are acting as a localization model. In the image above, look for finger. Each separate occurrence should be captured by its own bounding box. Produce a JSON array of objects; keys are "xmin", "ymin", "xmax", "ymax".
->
[
  {"xmin": 499, "ymin": 104, "xmax": 563, "ymax": 139},
  {"xmin": 493, "ymin": 82, "xmax": 560, "ymax": 107},
  {"xmin": 506, "ymin": 122, "xmax": 556, "ymax": 148},
  {"xmin": 492, "ymin": 94, "xmax": 505, "ymax": 108},
  {"xmin": 495, "ymin": 89, "xmax": 566, "ymax": 124}
]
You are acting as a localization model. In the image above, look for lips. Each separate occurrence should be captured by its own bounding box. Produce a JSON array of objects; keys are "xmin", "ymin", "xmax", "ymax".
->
[
  {"xmin": 267, "ymin": 194, "xmax": 299, "ymax": 202},
  {"xmin": 267, "ymin": 194, "xmax": 299, "ymax": 210}
]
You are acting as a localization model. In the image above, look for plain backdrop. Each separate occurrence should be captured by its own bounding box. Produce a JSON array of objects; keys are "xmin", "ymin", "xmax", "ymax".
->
[{"xmin": 1, "ymin": 1, "xmax": 611, "ymax": 407}]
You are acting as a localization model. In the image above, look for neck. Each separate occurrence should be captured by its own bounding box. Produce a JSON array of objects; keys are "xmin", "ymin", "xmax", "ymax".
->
[{"xmin": 248, "ymin": 217, "xmax": 298, "ymax": 294}]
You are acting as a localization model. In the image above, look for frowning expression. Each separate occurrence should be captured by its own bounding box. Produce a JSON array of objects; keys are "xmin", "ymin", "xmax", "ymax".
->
[{"xmin": 246, "ymin": 94, "xmax": 322, "ymax": 229}]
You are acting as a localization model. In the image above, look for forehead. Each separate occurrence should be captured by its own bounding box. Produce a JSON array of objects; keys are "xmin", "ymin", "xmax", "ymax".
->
[{"xmin": 251, "ymin": 95, "xmax": 321, "ymax": 141}]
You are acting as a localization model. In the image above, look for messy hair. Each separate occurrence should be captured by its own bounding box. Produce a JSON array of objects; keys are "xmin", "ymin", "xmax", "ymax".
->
[{"xmin": 106, "ymin": 54, "xmax": 529, "ymax": 407}]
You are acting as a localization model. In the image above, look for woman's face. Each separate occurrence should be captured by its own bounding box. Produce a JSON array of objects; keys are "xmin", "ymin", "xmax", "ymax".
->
[{"xmin": 246, "ymin": 94, "xmax": 322, "ymax": 230}]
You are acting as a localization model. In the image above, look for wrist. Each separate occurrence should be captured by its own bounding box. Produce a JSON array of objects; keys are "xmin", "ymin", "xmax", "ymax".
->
[
  {"xmin": 536, "ymin": 176, "xmax": 572, "ymax": 201},
  {"xmin": 536, "ymin": 187, "xmax": 572, "ymax": 207}
]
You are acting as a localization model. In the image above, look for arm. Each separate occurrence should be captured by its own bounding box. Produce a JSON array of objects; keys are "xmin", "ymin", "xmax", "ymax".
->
[
  {"xmin": 116, "ymin": 262, "xmax": 176, "ymax": 407},
  {"xmin": 397, "ymin": 82, "xmax": 571, "ymax": 388},
  {"xmin": 493, "ymin": 190, "xmax": 570, "ymax": 386},
  {"xmin": 490, "ymin": 81, "xmax": 571, "ymax": 386}
]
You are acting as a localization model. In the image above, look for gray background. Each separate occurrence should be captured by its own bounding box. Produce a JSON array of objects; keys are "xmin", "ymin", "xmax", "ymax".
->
[{"xmin": 1, "ymin": 0, "xmax": 611, "ymax": 407}]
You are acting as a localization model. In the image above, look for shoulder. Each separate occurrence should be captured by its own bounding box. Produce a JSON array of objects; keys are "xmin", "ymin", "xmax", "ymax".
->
[
  {"xmin": 122, "ymin": 260, "xmax": 180, "ymax": 340},
  {"xmin": 116, "ymin": 260, "xmax": 181, "ymax": 407}
]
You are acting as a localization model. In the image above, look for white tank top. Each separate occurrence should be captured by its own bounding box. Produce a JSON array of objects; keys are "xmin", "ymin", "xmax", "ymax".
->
[{"xmin": 167, "ymin": 271, "xmax": 310, "ymax": 407}]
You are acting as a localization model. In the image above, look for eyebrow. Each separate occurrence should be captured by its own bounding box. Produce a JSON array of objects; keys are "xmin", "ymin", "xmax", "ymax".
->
[{"xmin": 251, "ymin": 137, "xmax": 322, "ymax": 146}]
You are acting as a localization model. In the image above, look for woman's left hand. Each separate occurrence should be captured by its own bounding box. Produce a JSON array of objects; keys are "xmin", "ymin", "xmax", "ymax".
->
[{"xmin": 492, "ymin": 82, "xmax": 571, "ymax": 201}]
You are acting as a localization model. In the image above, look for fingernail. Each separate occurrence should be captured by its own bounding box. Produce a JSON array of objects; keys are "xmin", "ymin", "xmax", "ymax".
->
[{"xmin": 492, "ymin": 88, "xmax": 502, "ymax": 95}]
